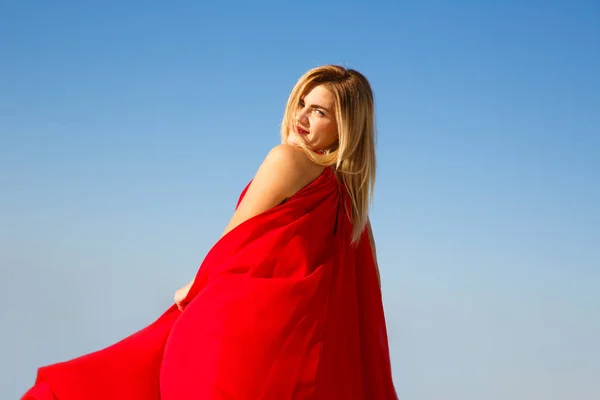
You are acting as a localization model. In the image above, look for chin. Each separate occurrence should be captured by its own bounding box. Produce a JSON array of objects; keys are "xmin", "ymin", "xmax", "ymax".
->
[{"xmin": 286, "ymin": 135, "xmax": 300, "ymax": 146}]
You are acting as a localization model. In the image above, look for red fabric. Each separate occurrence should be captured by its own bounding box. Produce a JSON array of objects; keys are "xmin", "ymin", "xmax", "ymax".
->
[{"xmin": 22, "ymin": 168, "xmax": 397, "ymax": 399}]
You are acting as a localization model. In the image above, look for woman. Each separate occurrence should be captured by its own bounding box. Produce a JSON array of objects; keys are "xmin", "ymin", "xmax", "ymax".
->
[{"xmin": 22, "ymin": 65, "xmax": 398, "ymax": 399}]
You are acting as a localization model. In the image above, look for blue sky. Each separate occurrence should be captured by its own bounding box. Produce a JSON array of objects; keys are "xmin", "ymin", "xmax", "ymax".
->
[{"xmin": 1, "ymin": 1, "xmax": 599, "ymax": 398}]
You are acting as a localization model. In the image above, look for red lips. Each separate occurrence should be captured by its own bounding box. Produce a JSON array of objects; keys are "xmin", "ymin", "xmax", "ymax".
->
[{"xmin": 296, "ymin": 125, "xmax": 310, "ymax": 135}]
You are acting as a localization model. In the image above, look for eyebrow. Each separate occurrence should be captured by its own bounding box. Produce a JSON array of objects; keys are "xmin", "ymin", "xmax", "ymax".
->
[{"xmin": 301, "ymin": 98, "xmax": 332, "ymax": 114}]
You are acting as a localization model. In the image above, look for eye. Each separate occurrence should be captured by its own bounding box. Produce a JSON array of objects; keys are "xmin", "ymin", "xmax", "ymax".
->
[
  {"xmin": 314, "ymin": 109, "xmax": 325, "ymax": 116},
  {"xmin": 298, "ymin": 100, "xmax": 305, "ymax": 108}
]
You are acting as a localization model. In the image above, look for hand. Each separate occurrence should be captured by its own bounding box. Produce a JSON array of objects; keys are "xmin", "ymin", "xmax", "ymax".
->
[{"xmin": 174, "ymin": 280, "xmax": 194, "ymax": 311}]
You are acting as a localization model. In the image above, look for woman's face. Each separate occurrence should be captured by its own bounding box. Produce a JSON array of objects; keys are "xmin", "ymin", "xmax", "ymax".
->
[{"xmin": 288, "ymin": 84, "xmax": 338, "ymax": 151}]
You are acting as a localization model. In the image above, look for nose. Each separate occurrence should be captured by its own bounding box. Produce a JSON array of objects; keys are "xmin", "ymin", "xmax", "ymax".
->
[{"xmin": 295, "ymin": 107, "xmax": 309, "ymax": 125}]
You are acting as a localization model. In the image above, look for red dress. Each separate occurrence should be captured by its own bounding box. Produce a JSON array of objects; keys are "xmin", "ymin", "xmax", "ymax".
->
[{"xmin": 22, "ymin": 167, "xmax": 398, "ymax": 399}]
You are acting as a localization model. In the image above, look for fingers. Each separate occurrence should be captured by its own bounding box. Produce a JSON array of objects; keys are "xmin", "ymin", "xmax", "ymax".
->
[{"xmin": 175, "ymin": 300, "xmax": 188, "ymax": 311}]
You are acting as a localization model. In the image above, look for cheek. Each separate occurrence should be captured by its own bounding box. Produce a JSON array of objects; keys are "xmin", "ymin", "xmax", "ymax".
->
[
  {"xmin": 315, "ymin": 122, "xmax": 338, "ymax": 146},
  {"xmin": 324, "ymin": 121, "xmax": 338, "ymax": 139},
  {"xmin": 314, "ymin": 119, "xmax": 336, "ymax": 134}
]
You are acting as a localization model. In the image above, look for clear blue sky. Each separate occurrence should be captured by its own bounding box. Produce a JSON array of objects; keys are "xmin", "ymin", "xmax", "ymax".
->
[{"xmin": 1, "ymin": 1, "xmax": 599, "ymax": 398}]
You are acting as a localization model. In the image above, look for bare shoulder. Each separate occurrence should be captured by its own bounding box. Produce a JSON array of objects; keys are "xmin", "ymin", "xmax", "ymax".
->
[
  {"xmin": 220, "ymin": 144, "xmax": 324, "ymax": 237},
  {"xmin": 261, "ymin": 144, "xmax": 324, "ymax": 197},
  {"xmin": 265, "ymin": 143, "xmax": 316, "ymax": 168}
]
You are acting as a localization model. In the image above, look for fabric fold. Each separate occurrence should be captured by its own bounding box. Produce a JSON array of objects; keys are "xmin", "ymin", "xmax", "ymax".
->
[{"xmin": 22, "ymin": 167, "xmax": 397, "ymax": 400}]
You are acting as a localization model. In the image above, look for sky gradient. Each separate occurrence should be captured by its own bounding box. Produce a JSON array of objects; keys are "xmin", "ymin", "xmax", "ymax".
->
[{"xmin": 1, "ymin": 1, "xmax": 599, "ymax": 399}]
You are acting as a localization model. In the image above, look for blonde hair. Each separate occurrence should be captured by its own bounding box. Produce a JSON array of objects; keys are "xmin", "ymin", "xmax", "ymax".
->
[{"xmin": 280, "ymin": 65, "xmax": 376, "ymax": 244}]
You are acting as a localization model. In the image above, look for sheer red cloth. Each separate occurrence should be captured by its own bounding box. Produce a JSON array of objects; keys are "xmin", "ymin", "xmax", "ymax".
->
[{"xmin": 22, "ymin": 167, "xmax": 397, "ymax": 399}]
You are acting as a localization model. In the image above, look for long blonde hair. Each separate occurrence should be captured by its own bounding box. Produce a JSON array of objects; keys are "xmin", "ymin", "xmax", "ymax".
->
[{"xmin": 280, "ymin": 65, "xmax": 376, "ymax": 244}]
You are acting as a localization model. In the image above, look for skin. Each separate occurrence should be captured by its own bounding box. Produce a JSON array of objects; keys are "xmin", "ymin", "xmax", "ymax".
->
[
  {"xmin": 174, "ymin": 85, "xmax": 380, "ymax": 310},
  {"xmin": 222, "ymin": 84, "xmax": 339, "ymax": 241},
  {"xmin": 287, "ymin": 84, "xmax": 339, "ymax": 151}
]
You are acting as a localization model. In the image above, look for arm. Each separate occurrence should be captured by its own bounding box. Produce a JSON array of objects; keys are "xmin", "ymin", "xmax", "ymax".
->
[
  {"xmin": 220, "ymin": 144, "xmax": 320, "ymax": 238},
  {"xmin": 366, "ymin": 219, "xmax": 381, "ymax": 288},
  {"xmin": 175, "ymin": 144, "xmax": 315, "ymax": 309}
]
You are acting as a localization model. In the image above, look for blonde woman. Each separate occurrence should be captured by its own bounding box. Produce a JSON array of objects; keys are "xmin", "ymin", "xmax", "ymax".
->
[{"xmin": 23, "ymin": 65, "xmax": 397, "ymax": 400}]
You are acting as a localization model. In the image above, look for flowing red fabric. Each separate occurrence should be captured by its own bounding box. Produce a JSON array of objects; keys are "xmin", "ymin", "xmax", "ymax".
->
[{"xmin": 22, "ymin": 168, "xmax": 398, "ymax": 399}]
